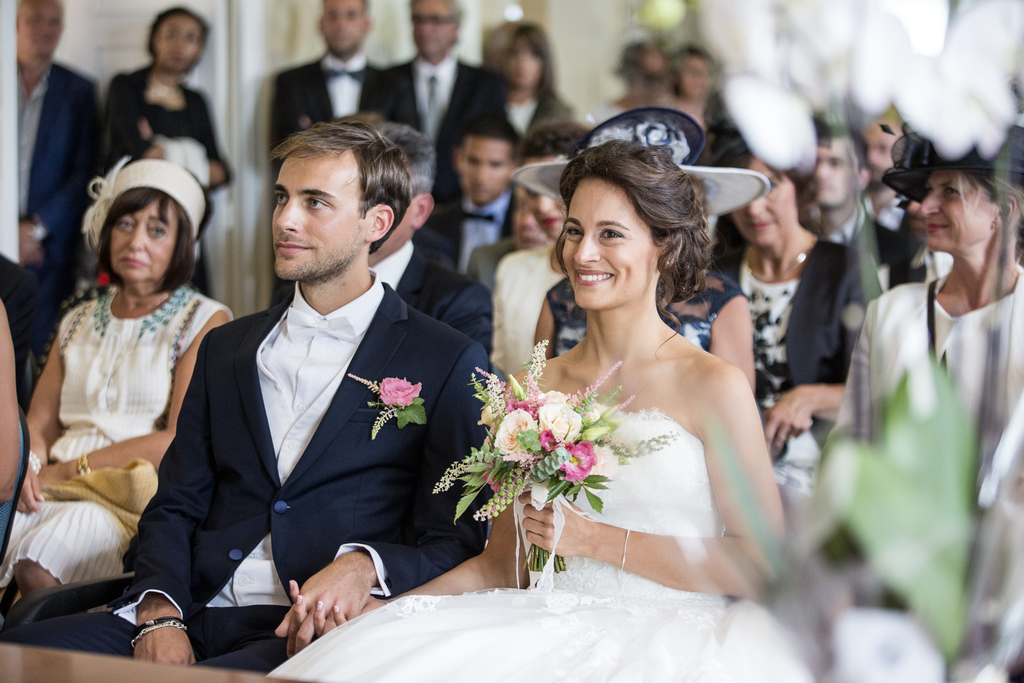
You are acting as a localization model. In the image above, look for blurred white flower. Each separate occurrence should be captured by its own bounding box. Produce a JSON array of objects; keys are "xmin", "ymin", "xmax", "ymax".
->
[
  {"xmin": 701, "ymin": 0, "xmax": 779, "ymax": 80},
  {"xmin": 850, "ymin": 3, "xmax": 914, "ymax": 115},
  {"xmin": 723, "ymin": 75, "xmax": 818, "ymax": 171},
  {"xmin": 833, "ymin": 609, "xmax": 945, "ymax": 683}
]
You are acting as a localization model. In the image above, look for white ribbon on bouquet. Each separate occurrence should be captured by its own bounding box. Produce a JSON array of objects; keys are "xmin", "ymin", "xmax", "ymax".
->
[{"xmin": 514, "ymin": 480, "xmax": 590, "ymax": 592}]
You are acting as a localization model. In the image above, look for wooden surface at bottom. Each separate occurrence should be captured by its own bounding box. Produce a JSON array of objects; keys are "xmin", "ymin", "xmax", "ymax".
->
[{"xmin": 0, "ymin": 643, "xmax": 302, "ymax": 682}]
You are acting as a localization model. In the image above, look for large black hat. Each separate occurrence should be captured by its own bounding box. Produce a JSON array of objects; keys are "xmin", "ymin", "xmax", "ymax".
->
[{"xmin": 882, "ymin": 125, "xmax": 1024, "ymax": 202}]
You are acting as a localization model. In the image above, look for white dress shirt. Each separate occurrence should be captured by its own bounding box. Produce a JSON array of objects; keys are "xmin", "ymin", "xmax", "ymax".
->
[
  {"xmin": 458, "ymin": 190, "xmax": 511, "ymax": 273},
  {"xmin": 506, "ymin": 98, "xmax": 538, "ymax": 135},
  {"xmin": 322, "ymin": 53, "xmax": 368, "ymax": 119},
  {"xmin": 18, "ymin": 66, "xmax": 50, "ymax": 216},
  {"xmin": 372, "ymin": 240, "xmax": 415, "ymax": 290},
  {"xmin": 115, "ymin": 275, "xmax": 390, "ymax": 624},
  {"xmin": 414, "ymin": 53, "xmax": 457, "ymax": 139}
]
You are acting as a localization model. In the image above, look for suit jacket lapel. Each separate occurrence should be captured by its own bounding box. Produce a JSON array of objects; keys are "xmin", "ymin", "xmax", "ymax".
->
[
  {"xmin": 396, "ymin": 249, "xmax": 427, "ymax": 304},
  {"xmin": 309, "ymin": 64, "xmax": 334, "ymax": 124},
  {"xmin": 29, "ymin": 67, "xmax": 65, "ymax": 198},
  {"xmin": 284, "ymin": 288, "xmax": 409, "ymax": 485},
  {"xmin": 235, "ymin": 301, "xmax": 289, "ymax": 487},
  {"xmin": 438, "ymin": 64, "xmax": 472, "ymax": 141}
]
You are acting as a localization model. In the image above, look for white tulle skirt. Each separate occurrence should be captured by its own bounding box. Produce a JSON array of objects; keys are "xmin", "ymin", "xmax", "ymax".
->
[{"xmin": 271, "ymin": 589, "xmax": 812, "ymax": 683}]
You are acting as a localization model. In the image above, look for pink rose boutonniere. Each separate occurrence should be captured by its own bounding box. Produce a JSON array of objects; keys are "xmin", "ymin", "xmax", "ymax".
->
[{"xmin": 348, "ymin": 374, "xmax": 426, "ymax": 439}]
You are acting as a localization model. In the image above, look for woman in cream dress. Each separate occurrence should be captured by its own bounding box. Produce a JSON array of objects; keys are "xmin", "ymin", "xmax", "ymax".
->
[{"xmin": 3, "ymin": 159, "xmax": 229, "ymax": 595}]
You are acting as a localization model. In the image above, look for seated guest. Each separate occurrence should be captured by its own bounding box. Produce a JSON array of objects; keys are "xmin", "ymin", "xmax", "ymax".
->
[
  {"xmin": 0, "ymin": 302, "xmax": 20, "ymax": 506},
  {"xmin": 0, "ymin": 256, "xmax": 38, "ymax": 410},
  {"xmin": 275, "ymin": 123, "xmax": 494, "ymax": 354},
  {"xmin": 467, "ymin": 119, "xmax": 589, "ymax": 290},
  {"xmin": 525, "ymin": 110, "xmax": 758, "ymax": 391},
  {"xmin": 713, "ymin": 130, "xmax": 863, "ymax": 496},
  {"xmin": 0, "ymin": 122, "xmax": 487, "ymax": 672},
  {"xmin": 502, "ymin": 23, "xmax": 573, "ymax": 135},
  {"xmin": 16, "ymin": 0, "xmax": 98, "ymax": 357},
  {"xmin": 271, "ymin": 0, "xmax": 387, "ymax": 148},
  {"xmin": 0, "ymin": 159, "xmax": 230, "ymax": 595},
  {"xmin": 376, "ymin": 0, "xmax": 506, "ymax": 203},
  {"xmin": 837, "ymin": 126, "xmax": 1024, "ymax": 439},
  {"xmin": 422, "ymin": 113, "xmax": 520, "ymax": 273}
]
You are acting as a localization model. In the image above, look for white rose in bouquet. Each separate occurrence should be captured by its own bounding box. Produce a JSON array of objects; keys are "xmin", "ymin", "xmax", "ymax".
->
[
  {"xmin": 495, "ymin": 409, "xmax": 537, "ymax": 459},
  {"xmin": 538, "ymin": 403, "xmax": 583, "ymax": 442}
]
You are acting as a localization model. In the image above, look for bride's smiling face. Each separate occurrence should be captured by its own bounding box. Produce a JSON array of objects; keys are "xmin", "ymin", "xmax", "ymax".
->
[{"xmin": 562, "ymin": 178, "xmax": 661, "ymax": 311}]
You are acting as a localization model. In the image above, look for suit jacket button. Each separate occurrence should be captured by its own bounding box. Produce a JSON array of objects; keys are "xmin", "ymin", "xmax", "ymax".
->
[
  {"xmin": 274, "ymin": 501, "xmax": 288, "ymax": 514},
  {"xmin": 229, "ymin": 549, "xmax": 244, "ymax": 561}
]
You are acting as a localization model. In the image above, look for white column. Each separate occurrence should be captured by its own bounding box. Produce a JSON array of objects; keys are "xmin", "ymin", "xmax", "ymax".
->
[{"xmin": 0, "ymin": 0, "xmax": 18, "ymax": 262}]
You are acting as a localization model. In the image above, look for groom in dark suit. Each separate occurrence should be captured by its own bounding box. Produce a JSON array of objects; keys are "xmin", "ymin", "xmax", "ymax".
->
[{"xmin": 0, "ymin": 122, "xmax": 488, "ymax": 672}]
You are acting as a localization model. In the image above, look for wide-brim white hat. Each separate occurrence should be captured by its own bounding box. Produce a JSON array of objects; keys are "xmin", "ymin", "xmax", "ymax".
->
[{"xmin": 512, "ymin": 107, "xmax": 769, "ymax": 216}]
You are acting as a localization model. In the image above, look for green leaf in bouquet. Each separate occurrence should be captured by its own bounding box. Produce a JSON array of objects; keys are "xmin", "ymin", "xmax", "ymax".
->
[
  {"xmin": 533, "ymin": 447, "xmax": 572, "ymax": 480},
  {"xmin": 516, "ymin": 429, "xmax": 541, "ymax": 453},
  {"xmin": 583, "ymin": 474, "xmax": 611, "ymax": 490},
  {"xmin": 546, "ymin": 478, "xmax": 571, "ymax": 501},
  {"xmin": 581, "ymin": 424, "xmax": 612, "ymax": 442},
  {"xmin": 585, "ymin": 488, "xmax": 604, "ymax": 514},
  {"xmin": 454, "ymin": 487, "xmax": 482, "ymax": 522}
]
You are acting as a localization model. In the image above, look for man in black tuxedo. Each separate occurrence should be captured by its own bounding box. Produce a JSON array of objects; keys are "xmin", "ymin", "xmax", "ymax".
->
[
  {"xmin": 375, "ymin": 0, "xmax": 506, "ymax": 203},
  {"xmin": 0, "ymin": 122, "xmax": 488, "ymax": 672},
  {"xmin": 0, "ymin": 255, "xmax": 38, "ymax": 410},
  {"xmin": 271, "ymin": 0, "xmax": 386, "ymax": 147},
  {"xmin": 422, "ymin": 113, "xmax": 519, "ymax": 272},
  {"xmin": 371, "ymin": 122, "xmax": 493, "ymax": 354}
]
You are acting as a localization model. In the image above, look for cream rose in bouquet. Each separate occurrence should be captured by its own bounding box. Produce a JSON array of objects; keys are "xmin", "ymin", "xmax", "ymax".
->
[{"xmin": 435, "ymin": 342, "xmax": 632, "ymax": 573}]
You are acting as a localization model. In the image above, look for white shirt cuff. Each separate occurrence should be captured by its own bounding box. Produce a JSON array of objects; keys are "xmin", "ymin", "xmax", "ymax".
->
[
  {"xmin": 113, "ymin": 589, "xmax": 183, "ymax": 626},
  {"xmin": 336, "ymin": 543, "xmax": 391, "ymax": 597}
]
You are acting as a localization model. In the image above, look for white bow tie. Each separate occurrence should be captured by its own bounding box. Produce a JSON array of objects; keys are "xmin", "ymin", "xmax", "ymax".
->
[{"xmin": 284, "ymin": 307, "xmax": 360, "ymax": 344}]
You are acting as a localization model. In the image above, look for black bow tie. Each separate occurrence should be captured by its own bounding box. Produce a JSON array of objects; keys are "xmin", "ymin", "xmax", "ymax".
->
[
  {"xmin": 324, "ymin": 68, "xmax": 366, "ymax": 83},
  {"xmin": 463, "ymin": 210, "xmax": 497, "ymax": 222}
]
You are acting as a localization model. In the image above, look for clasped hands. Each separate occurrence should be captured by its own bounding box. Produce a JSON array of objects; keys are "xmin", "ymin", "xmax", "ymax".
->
[
  {"xmin": 17, "ymin": 460, "xmax": 80, "ymax": 513},
  {"xmin": 274, "ymin": 550, "xmax": 381, "ymax": 657}
]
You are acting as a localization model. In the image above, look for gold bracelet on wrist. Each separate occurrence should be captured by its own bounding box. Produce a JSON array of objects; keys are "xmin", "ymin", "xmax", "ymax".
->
[{"xmin": 76, "ymin": 453, "xmax": 91, "ymax": 476}]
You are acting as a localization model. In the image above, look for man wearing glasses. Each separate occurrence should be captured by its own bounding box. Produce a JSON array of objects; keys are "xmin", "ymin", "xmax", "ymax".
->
[{"xmin": 378, "ymin": 0, "xmax": 506, "ymax": 204}]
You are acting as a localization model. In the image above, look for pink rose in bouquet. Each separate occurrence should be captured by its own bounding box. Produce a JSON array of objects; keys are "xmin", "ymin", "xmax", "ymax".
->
[
  {"xmin": 379, "ymin": 377, "xmax": 422, "ymax": 407},
  {"xmin": 562, "ymin": 441, "xmax": 597, "ymax": 482}
]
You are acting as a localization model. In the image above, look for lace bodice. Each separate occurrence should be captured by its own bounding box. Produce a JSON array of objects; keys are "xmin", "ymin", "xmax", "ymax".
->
[{"xmin": 549, "ymin": 409, "xmax": 725, "ymax": 606}]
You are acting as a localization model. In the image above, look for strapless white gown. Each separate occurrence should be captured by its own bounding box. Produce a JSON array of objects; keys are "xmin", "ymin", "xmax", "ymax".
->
[{"xmin": 271, "ymin": 410, "xmax": 811, "ymax": 683}]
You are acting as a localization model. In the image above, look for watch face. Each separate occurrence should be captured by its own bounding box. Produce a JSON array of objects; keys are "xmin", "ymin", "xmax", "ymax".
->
[{"xmin": 31, "ymin": 223, "xmax": 48, "ymax": 241}]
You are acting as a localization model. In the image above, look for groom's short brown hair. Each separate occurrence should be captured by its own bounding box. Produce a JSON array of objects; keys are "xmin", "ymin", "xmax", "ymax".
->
[{"xmin": 272, "ymin": 121, "xmax": 412, "ymax": 254}]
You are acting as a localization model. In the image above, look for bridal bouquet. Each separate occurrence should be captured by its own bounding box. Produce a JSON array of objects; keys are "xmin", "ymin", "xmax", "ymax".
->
[{"xmin": 435, "ymin": 342, "xmax": 629, "ymax": 573}]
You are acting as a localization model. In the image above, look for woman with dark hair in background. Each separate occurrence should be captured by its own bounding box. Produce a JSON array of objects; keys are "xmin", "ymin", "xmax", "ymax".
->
[
  {"xmin": 0, "ymin": 160, "xmax": 230, "ymax": 597},
  {"xmin": 672, "ymin": 45, "xmax": 716, "ymax": 130},
  {"xmin": 713, "ymin": 131, "xmax": 864, "ymax": 496},
  {"xmin": 502, "ymin": 23, "xmax": 574, "ymax": 135},
  {"xmin": 100, "ymin": 6, "xmax": 229, "ymax": 294}
]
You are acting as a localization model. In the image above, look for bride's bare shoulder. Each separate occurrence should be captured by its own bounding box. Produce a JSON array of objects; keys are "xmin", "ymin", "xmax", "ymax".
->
[{"xmin": 660, "ymin": 341, "xmax": 755, "ymax": 416}]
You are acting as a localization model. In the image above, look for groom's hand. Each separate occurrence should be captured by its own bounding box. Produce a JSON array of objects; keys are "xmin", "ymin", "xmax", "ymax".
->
[
  {"xmin": 133, "ymin": 594, "xmax": 195, "ymax": 665},
  {"xmin": 275, "ymin": 550, "xmax": 378, "ymax": 657}
]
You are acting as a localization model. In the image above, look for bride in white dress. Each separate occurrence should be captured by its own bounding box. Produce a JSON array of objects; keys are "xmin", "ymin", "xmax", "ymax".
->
[{"xmin": 272, "ymin": 140, "xmax": 805, "ymax": 682}]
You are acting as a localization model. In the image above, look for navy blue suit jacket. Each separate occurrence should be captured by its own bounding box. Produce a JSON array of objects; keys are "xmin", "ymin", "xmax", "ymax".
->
[
  {"xmin": 115, "ymin": 287, "xmax": 489, "ymax": 617},
  {"xmin": 396, "ymin": 248, "xmax": 493, "ymax": 355},
  {"xmin": 24, "ymin": 64, "xmax": 98, "ymax": 353}
]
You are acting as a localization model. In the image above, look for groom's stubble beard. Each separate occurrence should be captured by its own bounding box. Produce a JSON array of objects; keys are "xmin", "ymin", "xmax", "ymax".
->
[{"xmin": 275, "ymin": 229, "xmax": 365, "ymax": 289}]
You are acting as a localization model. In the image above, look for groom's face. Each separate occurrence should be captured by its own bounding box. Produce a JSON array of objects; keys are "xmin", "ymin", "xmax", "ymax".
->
[{"xmin": 273, "ymin": 153, "xmax": 375, "ymax": 286}]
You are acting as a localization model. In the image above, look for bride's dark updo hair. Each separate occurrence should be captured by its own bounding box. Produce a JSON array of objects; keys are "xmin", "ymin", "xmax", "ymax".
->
[{"xmin": 555, "ymin": 140, "xmax": 712, "ymax": 321}]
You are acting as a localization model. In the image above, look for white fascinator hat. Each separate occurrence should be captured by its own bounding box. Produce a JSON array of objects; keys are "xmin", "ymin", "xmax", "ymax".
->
[
  {"xmin": 512, "ymin": 107, "xmax": 770, "ymax": 216},
  {"xmin": 81, "ymin": 157, "xmax": 207, "ymax": 248}
]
